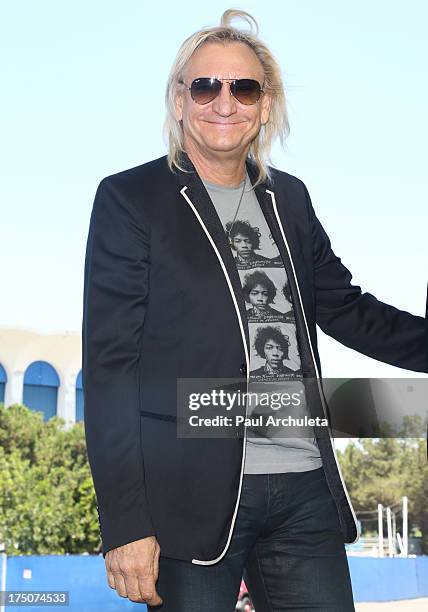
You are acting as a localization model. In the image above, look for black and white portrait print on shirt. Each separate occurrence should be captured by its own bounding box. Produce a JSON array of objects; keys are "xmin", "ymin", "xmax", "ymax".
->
[
  {"xmin": 226, "ymin": 219, "xmax": 279, "ymax": 269},
  {"xmin": 224, "ymin": 216, "xmax": 302, "ymax": 382},
  {"xmin": 249, "ymin": 322, "xmax": 302, "ymax": 381},
  {"xmin": 240, "ymin": 268, "xmax": 295, "ymax": 323}
]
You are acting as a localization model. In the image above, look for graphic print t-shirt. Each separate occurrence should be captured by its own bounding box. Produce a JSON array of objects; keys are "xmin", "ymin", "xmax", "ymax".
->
[{"xmin": 202, "ymin": 170, "xmax": 322, "ymax": 474}]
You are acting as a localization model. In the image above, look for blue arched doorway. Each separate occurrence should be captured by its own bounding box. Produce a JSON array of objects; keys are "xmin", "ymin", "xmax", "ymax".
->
[{"xmin": 23, "ymin": 361, "xmax": 60, "ymax": 421}]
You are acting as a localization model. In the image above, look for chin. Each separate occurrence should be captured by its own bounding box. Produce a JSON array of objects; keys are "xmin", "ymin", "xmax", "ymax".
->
[{"xmin": 201, "ymin": 137, "xmax": 244, "ymax": 153}]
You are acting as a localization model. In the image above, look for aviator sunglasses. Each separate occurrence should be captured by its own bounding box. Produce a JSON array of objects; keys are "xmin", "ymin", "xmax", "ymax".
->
[{"xmin": 179, "ymin": 77, "xmax": 265, "ymax": 105}]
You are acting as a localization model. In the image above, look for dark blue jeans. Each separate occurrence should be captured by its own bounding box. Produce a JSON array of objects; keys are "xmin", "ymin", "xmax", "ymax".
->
[{"xmin": 149, "ymin": 466, "xmax": 355, "ymax": 611}]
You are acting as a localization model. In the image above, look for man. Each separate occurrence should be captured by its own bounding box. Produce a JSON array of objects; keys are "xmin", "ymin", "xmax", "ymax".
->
[
  {"xmin": 243, "ymin": 270, "xmax": 292, "ymax": 322},
  {"xmin": 226, "ymin": 219, "xmax": 272, "ymax": 267},
  {"xmin": 249, "ymin": 325, "xmax": 300, "ymax": 379},
  {"xmin": 82, "ymin": 8, "xmax": 428, "ymax": 611}
]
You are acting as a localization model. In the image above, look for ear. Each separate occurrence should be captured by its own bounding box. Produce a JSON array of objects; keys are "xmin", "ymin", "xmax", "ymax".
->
[
  {"xmin": 174, "ymin": 87, "xmax": 184, "ymax": 122},
  {"xmin": 260, "ymin": 91, "xmax": 272, "ymax": 125}
]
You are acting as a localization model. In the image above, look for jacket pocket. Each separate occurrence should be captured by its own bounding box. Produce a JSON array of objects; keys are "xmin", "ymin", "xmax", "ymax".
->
[{"xmin": 140, "ymin": 409, "xmax": 177, "ymax": 423}]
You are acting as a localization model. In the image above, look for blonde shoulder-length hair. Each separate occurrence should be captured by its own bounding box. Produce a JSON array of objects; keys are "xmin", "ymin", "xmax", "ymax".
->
[{"xmin": 163, "ymin": 9, "xmax": 290, "ymax": 188}]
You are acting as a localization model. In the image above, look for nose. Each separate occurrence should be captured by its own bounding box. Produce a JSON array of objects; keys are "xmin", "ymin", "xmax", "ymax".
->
[{"xmin": 211, "ymin": 81, "xmax": 237, "ymax": 116}]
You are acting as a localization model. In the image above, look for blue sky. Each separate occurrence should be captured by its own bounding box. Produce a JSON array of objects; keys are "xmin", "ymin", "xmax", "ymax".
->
[{"xmin": 1, "ymin": 0, "xmax": 427, "ymax": 379}]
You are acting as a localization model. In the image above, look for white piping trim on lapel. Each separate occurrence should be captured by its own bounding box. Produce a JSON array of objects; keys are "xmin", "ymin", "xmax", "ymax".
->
[
  {"xmin": 266, "ymin": 188, "xmax": 361, "ymax": 544},
  {"xmin": 180, "ymin": 185, "xmax": 250, "ymax": 565}
]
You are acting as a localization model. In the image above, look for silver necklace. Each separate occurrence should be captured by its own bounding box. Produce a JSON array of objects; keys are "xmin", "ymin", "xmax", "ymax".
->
[{"xmin": 227, "ymin": 171, "xmax": 248, "ymax": 241}]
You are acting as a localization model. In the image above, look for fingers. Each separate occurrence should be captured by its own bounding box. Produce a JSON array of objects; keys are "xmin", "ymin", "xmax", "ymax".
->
[
  {"xmin": 112, "ymin": 571, "xmax": 128, "ymax": 599},
  {"xmin": 138, "ymin": 541, "xmax": 162, "ymax": 606},
  {"xmin": 105, "ymin": 537, "xmax": 163, "ymax": 606},
  {"xmin": 153, "ymin": 539, "xmax": 161, "ymax": 582},
  {"xmin": 137, "ymin": 572, "xmax": 163, "ymax": 606}
]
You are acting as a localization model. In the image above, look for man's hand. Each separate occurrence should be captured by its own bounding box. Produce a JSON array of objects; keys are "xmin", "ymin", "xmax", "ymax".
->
[{"xmin": 105, "ymin": 536, "xmax": 163, "ymax": 606}]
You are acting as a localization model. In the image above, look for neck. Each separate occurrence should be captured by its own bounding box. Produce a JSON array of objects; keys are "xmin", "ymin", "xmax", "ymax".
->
[{"xmin": 184, "ymin": 140, "xmax": 248, "ymax": 186}]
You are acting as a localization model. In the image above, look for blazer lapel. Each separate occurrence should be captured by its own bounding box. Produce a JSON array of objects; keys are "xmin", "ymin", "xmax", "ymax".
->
[
  {"xmin": 175, "ymin": 153, "xmax": 250, "ymax": 352},
  {"xmin": 246, "ymin": 162, "xmax": 317, "ymax": 377}
]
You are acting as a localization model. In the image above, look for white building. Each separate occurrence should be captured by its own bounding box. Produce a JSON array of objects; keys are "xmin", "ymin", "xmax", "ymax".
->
[{"xmin": 0, "ymin": 327, "xmax": 82, "ymax": 426}]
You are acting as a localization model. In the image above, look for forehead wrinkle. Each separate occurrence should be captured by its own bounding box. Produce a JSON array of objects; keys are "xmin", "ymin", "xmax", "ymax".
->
[
  {"xmin": 190, "ymin": 69, "xmax": 261, "ymax": 80},
  {"xmin": 186, "ymin": 46, "xmax": 264, "ymax": 81}
]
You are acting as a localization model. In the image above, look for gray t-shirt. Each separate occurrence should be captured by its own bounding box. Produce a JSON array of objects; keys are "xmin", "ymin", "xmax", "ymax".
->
[{"xmin": 202, "ymin": 170, "xmax": 322, "ymax": 473}]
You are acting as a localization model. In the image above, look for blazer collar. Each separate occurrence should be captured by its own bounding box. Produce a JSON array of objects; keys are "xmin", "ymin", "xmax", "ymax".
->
[
  {"xmin": 174, "ymin": 150, "xmax": 266, "ymax": 195},
  {"xmin": 174, "ymin": 150, "xmax": 278, "ymax": 224}
]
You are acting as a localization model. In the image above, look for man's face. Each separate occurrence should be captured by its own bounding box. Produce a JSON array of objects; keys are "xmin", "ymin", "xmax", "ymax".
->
[
  {"xmin": 231, "ymin": 233, "xmax": 252, "ymax": 257},
  {"xmin": 264, "ymin": 339, "xmax": 284, "ymax": 367},
  {"xmin": 175, "ymin": 42, "xmax": 271, "ymax": 158},
  {"xmin": 249, "ymin": 284, "xmax": 269, "ymax": 306}
]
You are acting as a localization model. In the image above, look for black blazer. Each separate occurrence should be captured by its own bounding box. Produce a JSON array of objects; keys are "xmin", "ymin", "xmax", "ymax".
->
[{"xmin": 82, "ymin": 152, "xmax": 428, "ymax": 563}]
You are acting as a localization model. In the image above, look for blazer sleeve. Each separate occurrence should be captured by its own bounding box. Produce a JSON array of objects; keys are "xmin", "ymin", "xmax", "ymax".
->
[
  {"xmin": 82, "ymin": 176, "xmax": 155, "ymax": 557},
  {"xmin": 303, "ymin": 183, "xmax": 428, "ymax": 373}
]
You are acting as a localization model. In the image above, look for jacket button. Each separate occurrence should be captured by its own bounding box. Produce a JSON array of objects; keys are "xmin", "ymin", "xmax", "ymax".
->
[{"xmin": 240, "ymin": 363, "xmax": 247, "ymax": 376}]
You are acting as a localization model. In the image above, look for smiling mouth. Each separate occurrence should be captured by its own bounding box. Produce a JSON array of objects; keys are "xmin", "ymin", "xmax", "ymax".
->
[{"xmin": 206, "ymin": 121, "xmax": 242, "ymax": 125}]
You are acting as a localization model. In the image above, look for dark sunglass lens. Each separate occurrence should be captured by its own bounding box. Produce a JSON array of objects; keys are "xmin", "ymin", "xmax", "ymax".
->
[
  {"xmin": 232, "ymin": 79, "xmax": 261, "ymax": 104},
  {"xmin": 191, "ymin": 78, "xmax": 221, "ymax": 104}
]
